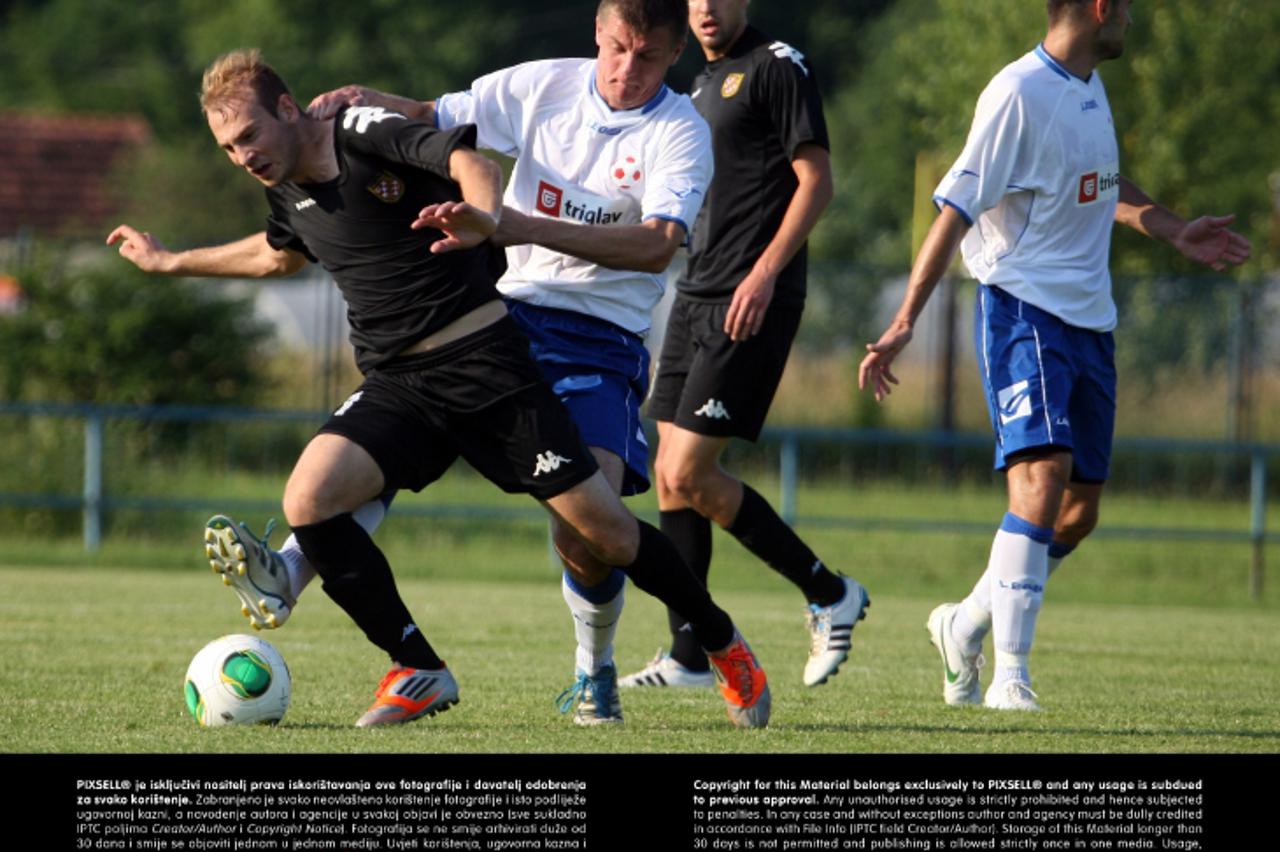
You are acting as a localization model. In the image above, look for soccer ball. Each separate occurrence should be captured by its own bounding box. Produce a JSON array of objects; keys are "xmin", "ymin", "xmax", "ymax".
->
[
  {"xmin": 609, "ymin": 155, "xmax": 643, "ymax": 190},
  {"xmin": 184, "ymin": 634, "xmax": 291, "ymax": 726}
]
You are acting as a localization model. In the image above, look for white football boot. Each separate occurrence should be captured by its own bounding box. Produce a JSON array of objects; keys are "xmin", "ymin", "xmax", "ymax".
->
[
  {"xmin": 926, "ymin": 602, "xmax": 985, "ymax": 705},
  {"xmin": 984, "ymin": 679, "xmax": 1042, "ymax": 712},
  {"xmin": 204, "ymin": 515, "xmax": 295, "ymax": 630},
  {"xmin": 803, "ymin": 576, "xmax": 870, "ymax": 686},
  {"xmin": 618, "ymin": 649, "xmax": 715, "ymax": 688}
]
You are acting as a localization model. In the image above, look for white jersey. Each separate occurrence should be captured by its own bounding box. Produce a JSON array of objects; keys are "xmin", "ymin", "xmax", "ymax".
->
[
  {"xmin": 934, "ymin": 45, "xmax": 1120, "ymax": 332},
  {"xmin": 436, "ymin": 58, "xmax": 712, "ymax": 335}
]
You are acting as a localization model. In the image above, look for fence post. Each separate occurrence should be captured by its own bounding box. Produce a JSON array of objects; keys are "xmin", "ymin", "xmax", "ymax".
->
[
  {"xmin": 83, "ymin": 410, "xmax": 104, "ymax": 552},
  {"xmin": 780, "ymin": 433, "xmax": 798, "ymax": 526},
  {"xmin": 1250, "ymin": 449, "xmax": 1266, "ymax": 601}
]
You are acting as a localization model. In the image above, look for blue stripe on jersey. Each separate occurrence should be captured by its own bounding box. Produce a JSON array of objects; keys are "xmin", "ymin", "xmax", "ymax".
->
[
  {"xmin": 643, "ymin": 212, "xmax": 690, "ymax": 234},
  {"xmin": 1034, "ymin": 43, "xmax": 1090, "ymax": 82},
  {"xmin": 933, "ymin": 195, "xmax": 974, "ymax": 226},
  {"xmin": 588, "ymin": 69, "xmax": 670, "ymax": 117},
  {"xmin": 1000, "ymin": 512, "xmax": 1054, "ymax": 544}
]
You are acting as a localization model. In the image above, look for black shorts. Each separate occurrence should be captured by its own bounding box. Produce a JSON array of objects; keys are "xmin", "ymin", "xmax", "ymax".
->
[
  {"xmin": 646, "ymin": 296, "xmax": 802, "ymax": 441},
  {"xmin": 318, "ymin": 317, "xmax": 599, "ymax": 500}
]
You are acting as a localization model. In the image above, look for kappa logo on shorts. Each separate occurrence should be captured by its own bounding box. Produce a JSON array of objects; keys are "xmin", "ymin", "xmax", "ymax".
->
[
  {"xmin": 533, "ymin": 451, "xmax": 573, "ymax": 477},
  {"xmin": 334, "ymin": 391, "xmax": 363, "ymax": 417},
  {"xmin": 996, "ymin": 380, "xmax": 1032, "ymax": 425},
  {"xmin": 694, "ymin": 398, "xmax": 731, "ymax": 420}
]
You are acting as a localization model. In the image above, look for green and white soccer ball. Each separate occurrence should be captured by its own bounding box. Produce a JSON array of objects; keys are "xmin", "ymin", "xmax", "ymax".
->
[{"xmin": 184, "ymin": 634, "xmax": 291, "ymax": 726}]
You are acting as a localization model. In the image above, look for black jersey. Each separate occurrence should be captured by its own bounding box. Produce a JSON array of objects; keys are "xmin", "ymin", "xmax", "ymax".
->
[
  {"xmin": 678, "ymin": 26, "xmax": 830, "ymax": 305},
  {"xmin": 264, "ymin": 106, "xmax": 501, "ymax": 373}
]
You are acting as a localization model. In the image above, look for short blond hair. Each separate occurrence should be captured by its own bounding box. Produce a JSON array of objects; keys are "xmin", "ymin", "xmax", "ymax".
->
[{"xmin": 200, "ymin": 49, "xmax": 292, "ymax": 118}]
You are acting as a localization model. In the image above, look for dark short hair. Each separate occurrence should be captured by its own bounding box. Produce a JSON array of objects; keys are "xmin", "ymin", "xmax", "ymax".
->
[
  {"xmin": 598, "ymin": 0, "xmax": 689, "ymax": 46},
  {"xmin": 1047, "ymin": 0, "xmax": 1092, "ymax": 22},
  {"xmin": 201, "ymin": 49, "xmax": 293, "ymax": 119}
]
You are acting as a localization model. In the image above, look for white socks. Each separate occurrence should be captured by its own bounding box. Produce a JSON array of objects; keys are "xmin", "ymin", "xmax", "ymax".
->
[
  {"xmin": 956, "ymin": 513, "xmax": 1053, "ymax": 686},
  {"xmin": 561, "ymin": 569, "xmax": 626, "ymax": 676}
]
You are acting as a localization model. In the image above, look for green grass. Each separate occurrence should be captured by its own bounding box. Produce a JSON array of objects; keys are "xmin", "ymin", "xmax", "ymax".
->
[
  {"xmin": 1, "ymin": 557, "xmax": 1277, "ymax": 754},
  {"xmin": 2, "ymin": 475, "xmax": 1276, "ymax": 752}
]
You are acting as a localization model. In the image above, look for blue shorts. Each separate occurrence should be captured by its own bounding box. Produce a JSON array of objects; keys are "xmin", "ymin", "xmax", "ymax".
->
[
  {"xmin": 974, "ymin": 285, "xmax": 1116, "ymax": 483},
  {"xmin": 506, "ymin": 300, "xmax": 652, "ymax": 496}
]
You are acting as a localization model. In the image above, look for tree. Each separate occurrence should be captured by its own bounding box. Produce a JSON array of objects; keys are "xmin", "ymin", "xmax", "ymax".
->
[
  {"xmin": 0, "ymin": 260, "xmax": 271, "ymax": 405},
  {"xmin": 814, "ymin": 0, "xmax": 1280, "ymax": 274}
]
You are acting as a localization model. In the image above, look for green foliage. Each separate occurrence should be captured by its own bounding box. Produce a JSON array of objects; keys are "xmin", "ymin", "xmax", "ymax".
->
[
  {"xmin": 0, "ymin": 260, "xmax": 271, "ymax": 405},
  {"xmin": 816, "ymin": 0, "xmax": 1280, "ymax": 273}
]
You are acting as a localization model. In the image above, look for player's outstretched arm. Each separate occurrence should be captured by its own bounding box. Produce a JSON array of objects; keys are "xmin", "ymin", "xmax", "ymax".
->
[
  {"xmin": 1115, "ymin": 177, "xmax": 1251, "ymax": 271},
  {"xmin": 724, "ymin": 144, "xmax": 834, "ymax": 342},
  {"xmin": 496, "ymin": 209, "xmax": 685, "ymax": 274},
  {"xmin": 858, "ymin": 204, "xmax": 969, "ymax": 402},
  {"xmin": 307, "ymin": 85, "xmax": 436, "ymax": 125},
  {"xmin": 410, "ymin": 148, "xmax": 502, "ymax": 253},
  {"xmin": 106, "ymin": 226, "xmax": 307, "ymax": 278}
]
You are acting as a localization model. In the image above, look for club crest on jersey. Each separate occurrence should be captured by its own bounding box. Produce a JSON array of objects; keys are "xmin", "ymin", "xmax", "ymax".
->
[
  {"xmin": 1077, "ymin": 164, "xmax": 1120, "ymax": 205},
  {"xmin": 367, "ymin": 171, "xmax": 404, "ymax": 203},
  {"xmin": 721, "ymin": 73, "xmax": 745, "ymax": 98},
  {"xmin": 609, "ymin": 155, "xmax": 644, "ymax": 190},
  {"xmin": 536, "ymin": 181, "xmax": 564, "ymax": 217}
]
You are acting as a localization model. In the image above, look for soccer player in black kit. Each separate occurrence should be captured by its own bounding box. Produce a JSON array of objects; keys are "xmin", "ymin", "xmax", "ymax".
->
[
  {"xmin": 108, "ymin": 49, "xmax": 770, "ymax": 729},
  {"xmin": 624, "ymin": 0, "xmax": 871, "ymax": 691}
]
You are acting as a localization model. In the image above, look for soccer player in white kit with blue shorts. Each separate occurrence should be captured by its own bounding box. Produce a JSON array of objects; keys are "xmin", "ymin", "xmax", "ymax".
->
[{"xmin": 859, "ymin": 0, "xmax": 1250, "ymax": 711}]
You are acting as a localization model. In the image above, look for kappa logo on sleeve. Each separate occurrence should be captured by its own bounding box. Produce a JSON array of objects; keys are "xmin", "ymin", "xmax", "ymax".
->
[
  {"xmin": 768, "ymin": 41, "xmax": 810, "ymax": 76},
  {"xmin": 342, "ymin": 106, "xmax": 404, "ymax": 134}
]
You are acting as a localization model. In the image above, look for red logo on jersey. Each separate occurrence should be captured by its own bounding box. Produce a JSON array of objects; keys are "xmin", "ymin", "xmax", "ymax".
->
[
  {"xmin": 536, "ymin": 181, "xmax": 563, "ymax": 216},
  {"xmin": 1078, "ymin": 172, "xmax": 1098, "ymax": 203}
]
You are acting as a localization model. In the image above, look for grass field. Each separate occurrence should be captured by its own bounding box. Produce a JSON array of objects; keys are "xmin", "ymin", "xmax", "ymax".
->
[{"xmin": 1, "ymin": 481, "xmax": 1277, "ymax": 754}]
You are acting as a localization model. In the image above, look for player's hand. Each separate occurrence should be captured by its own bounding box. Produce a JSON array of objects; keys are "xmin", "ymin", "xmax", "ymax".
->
[
  {"xmin": 411, "ymin": 202, "xmax": 498, "ymax": 252},
  {"xmin": 1172, "ymin": 214, "xmax": 1252, "ymax": 271},
  {"xmin": 724, "ymin": 269, "xmax": 776, "ymax": 342},
  {"xmin": 105, "ymin": 224, "xmax": 175, "ymax": 273},
  {"xmin": 307, "ymin": 85, "xmax": 376, "ymax": 120},
  {"xmin": 858, "ymin": 319, "xmax": 914, "ymax": 402}
]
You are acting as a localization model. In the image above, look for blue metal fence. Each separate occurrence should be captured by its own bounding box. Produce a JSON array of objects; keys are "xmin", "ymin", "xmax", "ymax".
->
[{"xmin": 1, "ymin": 401, "xmax": 1273, "ymax": 597}]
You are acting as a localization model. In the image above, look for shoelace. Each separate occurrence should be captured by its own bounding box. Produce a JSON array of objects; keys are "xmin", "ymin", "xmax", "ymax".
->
[
  {"xmin": 374, "ymin": 667, "xmax": 407, "ymax": 698},
  {"xmin": 714, "ymin": 645, "xmax": 756, "ymax": 701},
  {"xmin": 555, "ymin": 673, "xmax": 591, "ymax": 714},
  {"xmin": 240, "ymin": 517, "xmax": 277, "ymax": 555},
  {"xmin": 806, "ymin": 605, "xmax": 832, "ymax": 655}
]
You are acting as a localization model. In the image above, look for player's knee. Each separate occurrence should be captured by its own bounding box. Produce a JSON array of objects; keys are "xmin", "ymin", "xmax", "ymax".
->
[
  {"xmin": 283, "ymin": 481, "xmax": 335, "ymax": 527},
  {"xmin": 1056, "ymin": 503, "xmax": 1100, "ymax": 545},
  {"xmin": 660, "ymin": 461, "xmax": 709, "ymax": 509},
  {"xmin": 579, "ymin": 516, "xmax": 639, "ymax": 566}
]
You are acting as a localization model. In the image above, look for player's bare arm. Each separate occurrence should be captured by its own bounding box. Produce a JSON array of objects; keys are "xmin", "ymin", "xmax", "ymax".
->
[
  {"xmin": 1115, "ymin": 177, "xmax": 1251, "ymax": 271},
  {"xmin": 724, "ymin": 144, "xmax": 833, "ymax": 342},
  {"xmin": 307, "ymin": 85, "xmax": 437, "ymax": 125},
  {"xmin": 106, "ymin": 226, "xmax": 307, "ymax": 278},
  {"xmin": 495, "ymin": 209, "xmax": 685, "ymax": 274},
  {"xmin": 858, "ymin": 203, "xmax": 969, "ymax": 401},
  {"xmin": 410, "ymin": 148, "xmax": 503, "ymax": 253}
]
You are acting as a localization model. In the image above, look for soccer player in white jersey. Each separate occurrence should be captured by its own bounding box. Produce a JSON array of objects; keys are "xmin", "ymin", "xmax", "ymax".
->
[
  {"xmin": 208, "ymin": 0, "xmax": 768, "ymax": 727},
  {"xmin": 859, "ymin": 0, "xmax": 1250, "ymax": 711}
]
